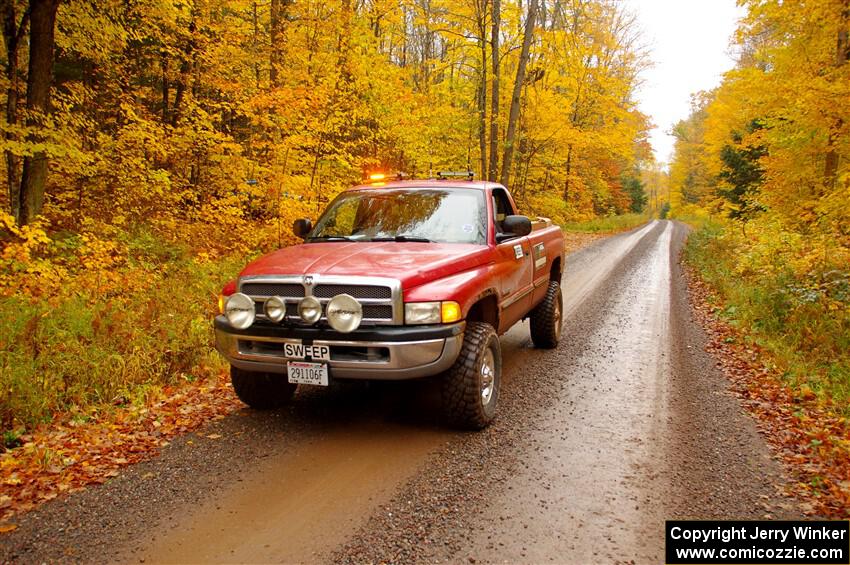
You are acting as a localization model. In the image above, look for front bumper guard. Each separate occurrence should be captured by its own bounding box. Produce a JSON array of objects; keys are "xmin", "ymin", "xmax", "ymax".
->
[{"xmin": 214, "ymin": 317, "xmax": 465, "ymax": 380}]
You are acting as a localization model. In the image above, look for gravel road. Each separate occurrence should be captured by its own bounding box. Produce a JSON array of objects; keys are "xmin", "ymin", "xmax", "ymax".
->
[{"xmin": 0, "ymin": 220, "xmax": 802, "ymax": 564}]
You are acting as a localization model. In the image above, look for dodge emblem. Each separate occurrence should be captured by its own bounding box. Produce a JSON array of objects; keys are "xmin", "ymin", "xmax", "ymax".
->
[{"xmin": 303, "ymin": 275, "xmax": 314, "ymax": 286}]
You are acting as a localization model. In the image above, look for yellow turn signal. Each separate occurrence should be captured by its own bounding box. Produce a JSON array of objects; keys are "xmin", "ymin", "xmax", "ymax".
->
[
  {"xmin": 218, "ymin": 295, "xmax": 225, "ymax": 315},
  {"xmin": 441, "ymin": 301, "xmax": 461, "ymax": 323}
]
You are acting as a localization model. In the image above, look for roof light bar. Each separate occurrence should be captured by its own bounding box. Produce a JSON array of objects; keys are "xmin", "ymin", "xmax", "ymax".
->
[
  {"xmin": 366, "ymin": 171, "xmax": 409, "ymax": 183},
  {"xmin": 436, "ymin": 171, "xmax": 474, "ymax": 181}
]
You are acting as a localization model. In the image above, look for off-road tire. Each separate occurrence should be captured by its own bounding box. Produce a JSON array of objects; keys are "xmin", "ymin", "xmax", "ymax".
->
[
  {"xmin": 530, "ymin": 280, "xmax": 563, "ymax": 349},
  {"xmin": 230, "ymin": 366, "xmax": 297, "ymax": 409},
  {"xmin": 440, "ymin": 322, "xmax": 502, "ymax": 430}
]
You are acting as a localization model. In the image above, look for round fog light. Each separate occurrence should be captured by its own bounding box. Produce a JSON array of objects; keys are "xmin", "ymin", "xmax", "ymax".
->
[
  {"xmin": 326, "ymin": 293, "xmax": 363, "ymax": 333},
  {"xmin": 298, "ymin": 296, "xmax": 322, "ymax": 324},
  {"xmin": 225, "ymin": 293, "xmax": 255, "ymax": 330},
  {"xmin": 264, "ymin": 296, "xmax": 287, "ymax": 323}
]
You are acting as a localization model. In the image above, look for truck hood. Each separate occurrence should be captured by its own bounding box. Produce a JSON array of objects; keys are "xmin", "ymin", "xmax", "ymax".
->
[{"xmin": 239, "ymin": 242, "xmax": 492, "ymax": 290}]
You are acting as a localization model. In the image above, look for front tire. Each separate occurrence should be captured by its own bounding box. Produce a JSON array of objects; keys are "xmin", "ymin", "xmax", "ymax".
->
[
  {"xmin": 230, "ymin": 366, "xmax": 297, "ymax": 409},
  {"xmin": 441, "ymin": 322, "xmax": 502, "ymax": 430},
  {"xmin": 530, "ymin": 280, "xmax": 563, "ymax": 349}
]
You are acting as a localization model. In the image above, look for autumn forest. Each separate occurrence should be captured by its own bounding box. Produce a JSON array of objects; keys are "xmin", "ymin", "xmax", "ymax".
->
[{"xmin": 0, "ymin": 0, "xmax": 848, "ymax": 516}]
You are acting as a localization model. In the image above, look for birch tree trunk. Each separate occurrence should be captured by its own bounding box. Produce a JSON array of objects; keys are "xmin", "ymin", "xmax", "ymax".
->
[
  {"xmin": 500, "ymin": 0, "xmax": 537, "ymax": 187},
  {"xmin": 487, "ymin": 0, "xmax": 500, "ymax": 181}
]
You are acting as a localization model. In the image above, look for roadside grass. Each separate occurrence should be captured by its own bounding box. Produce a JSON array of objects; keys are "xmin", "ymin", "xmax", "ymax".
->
[
  {"xmin": 682, "ymin": 219, "xmax": 850, "ymax": 413},
  {"xmin": 0, "ymin": 234, "xmax": 246, "ymax": 438},
  {"xmin": 561, "ymin": 212, "xmax": 651, "ymax": 233},
  {"xmin": 682, "ymin": 216, "xmax": 850, "ymax": 515}
]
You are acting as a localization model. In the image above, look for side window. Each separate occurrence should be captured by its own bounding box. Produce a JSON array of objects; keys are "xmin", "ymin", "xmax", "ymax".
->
[{"xmin": 492, "ymin": 188, "xmax": 515, "ymax": 234}]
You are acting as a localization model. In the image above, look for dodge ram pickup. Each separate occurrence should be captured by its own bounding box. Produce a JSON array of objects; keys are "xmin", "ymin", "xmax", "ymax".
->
[{"xmin": 215, "ymin": 174, "xmax": 565, "ymax": 428}]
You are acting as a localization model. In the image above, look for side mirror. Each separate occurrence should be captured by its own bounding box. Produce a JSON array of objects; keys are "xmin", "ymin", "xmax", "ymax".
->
[
  {"xmin": 293, "ymin": 218, "xmax": 312, "ymax": 239},
  {"xmin": 497, "ymin": 215, "xmax": 532, "ymax": 242}
]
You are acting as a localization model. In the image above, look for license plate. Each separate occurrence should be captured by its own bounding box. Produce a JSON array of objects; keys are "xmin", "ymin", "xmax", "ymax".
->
[
  {"xmin": 283, "ymin": 342, "xmax": 330, "ymax": 361},
  {"xmin": 287, "ymin": 361, "xmax": 328, "ymax": 386}
]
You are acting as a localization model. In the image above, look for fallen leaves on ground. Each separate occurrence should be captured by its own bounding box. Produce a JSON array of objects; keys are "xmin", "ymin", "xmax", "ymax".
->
[
  {"xmin": 0, "ymin": 370, "xmax": 242, "ymax": 524},
  {"xmin": 684, "ymin": 263, "xmax": 850, "ymax": 518},
  {"xmin": 562, "ymin": 231, "xmax": 609, "ymax": 255}
]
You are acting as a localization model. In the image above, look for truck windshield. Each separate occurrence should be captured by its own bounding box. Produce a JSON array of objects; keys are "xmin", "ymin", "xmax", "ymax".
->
[{"xmin": 308, "ymin": 188, "xmax": 487, "ymax": 244}]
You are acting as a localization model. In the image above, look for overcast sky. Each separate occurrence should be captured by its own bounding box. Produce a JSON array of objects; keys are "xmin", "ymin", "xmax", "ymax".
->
[{"xmin": 622, "ymin": 0, "xmax": 746, "ymax": 164}]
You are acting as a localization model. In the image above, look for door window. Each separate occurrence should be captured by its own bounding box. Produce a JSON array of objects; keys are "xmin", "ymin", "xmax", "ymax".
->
[{"xmin": 492, "ymin": 188, "xmax": 516, "ymax": 237}]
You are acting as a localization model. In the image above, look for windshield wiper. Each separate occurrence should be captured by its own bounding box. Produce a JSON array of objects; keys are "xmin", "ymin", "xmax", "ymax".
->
[
  {"xmin": 306, "ymin": 235, "xmax": 353, "ymax": 242},
  {"xmin": 369, "ymin": 235, "xmax": 433, "ymax": 243}
]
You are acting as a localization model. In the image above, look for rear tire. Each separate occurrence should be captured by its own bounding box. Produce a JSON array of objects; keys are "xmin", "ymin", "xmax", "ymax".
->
[
  {"xmin": 530, "ymin": 280, "xmax": 563, "ymax": 349},
  {"xmin": 440, "ymin": 322, "xmax": 501, "ymax": 430},
  {"xmin": 230, "ymin": 366, "xmax": 297, "ymax": 409}
]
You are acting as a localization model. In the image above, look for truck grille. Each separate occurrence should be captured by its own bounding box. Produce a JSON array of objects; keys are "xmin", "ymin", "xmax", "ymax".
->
[
  {"xmin": 241, "ymin": 283, "xmax": 304, "ymax": 298},
  {"xmin": 312, "ymin": 284, "xmax": 392, "ymax": 300},
  {"xmin": 362, "ymin": 305, "xmax": 393, "ymax": 318},
  {"xmin": 239, "ymin": 276, "xmax": 401, "ymax": 325}
]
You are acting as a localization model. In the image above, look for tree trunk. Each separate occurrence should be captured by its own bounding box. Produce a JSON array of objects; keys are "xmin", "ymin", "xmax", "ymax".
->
[
  {"xmin": 252, "ymin": 2, "xmax": 260, "ymax": 87},
  {"xmin": 2, "ymin": 1, "xmax": 28, "ymax": 220},
  {"xmin": 478, "ymin": 57, "xmax": 487, "ymax": 178},
  {"xmin": 476, "ymin": 1, "xmax": 488, "ymax": 178},
  {"xmin": 400, "ymin": 7, "xmax": 408, "ymax": 68},
  {"xmin": 171, "ymin": 18, "xmax": 197, "ymax": 126},
  {"xmin": 500, "ymin": 0, "xmax": 536, "ymax": 187},
  {"xmin": 269, "ymin": 0, "xmax": 293, "ymax": 87},
  {"xmin": 270, "ymin": 0, "xmax": 280, "ymax": 85},
  {"xmin": 18, "ymin": 0, "xmax": 59, "ymax": 225},
  {"xmin": 487, "ymin": 0, "xmax": 500, "ymax": 181},
  {"xmin": 824, "ymin": 0, "xmax": 849, "ymax": 189},
  {"xmin": 563, "ymin": 144, "xmax": 572, "ymax": 202},
  {"xmin": 160, "ymin": 52, "xmax": 170, "ymax": 122}
]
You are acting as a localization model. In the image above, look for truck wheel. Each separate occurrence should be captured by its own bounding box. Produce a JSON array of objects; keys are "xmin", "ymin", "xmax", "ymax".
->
[
  {"xmin": 530, "ymin": 280, "xmax": 563, "ymax": 349},
  {"xmin": 441, "ymin": 322, "xmax": 502, "ymax": 430},
  {"xmin": 230, "ymin": 366, "xmax": 297, "ymax": 409}
]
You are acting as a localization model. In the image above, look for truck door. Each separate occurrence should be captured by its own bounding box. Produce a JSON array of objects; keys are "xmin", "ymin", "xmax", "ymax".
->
[{"xmin": 492, "ymin": 188, "xmax": 534, "ymax": 331}]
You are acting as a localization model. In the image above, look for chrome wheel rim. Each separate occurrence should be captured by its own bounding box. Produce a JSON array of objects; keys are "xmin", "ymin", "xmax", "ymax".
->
[
  {"xmin": 554, "ymin": 294, "xmax": 562, "ymax": 341},
  {"xmin": 480, "ymin": 348, "xmax": 496, "ymax": 405}
]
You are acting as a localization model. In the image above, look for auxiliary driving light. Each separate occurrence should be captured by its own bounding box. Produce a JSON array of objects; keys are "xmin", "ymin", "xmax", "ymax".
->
[
  {"xmin": 326, "ymin": 294, "xmax": 363, "ymax": 333},
  {"xmin": 264, "ymin": 296, "xmax": 287, "ymax": 323},
  {"xmin": 224, "ymin": 293, "xmax": 255, "ymax": 330},
  {"xmin": 298, "ymin": 296, "xmax": 322, "ymax": 324}
]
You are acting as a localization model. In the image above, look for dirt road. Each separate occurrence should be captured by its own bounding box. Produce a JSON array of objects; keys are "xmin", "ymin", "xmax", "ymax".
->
[{"xmin": 0, "ymin": 220, "xmax": 801, "ymax": 564}]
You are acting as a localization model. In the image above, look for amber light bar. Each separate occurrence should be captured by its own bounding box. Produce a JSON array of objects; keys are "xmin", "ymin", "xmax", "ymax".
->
[{"xmin": 366, "ymin": 172, "xmax": 409, "ymax": 183}]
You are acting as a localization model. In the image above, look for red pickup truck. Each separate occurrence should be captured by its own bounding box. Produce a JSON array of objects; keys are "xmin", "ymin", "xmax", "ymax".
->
[{"xmin": 215, "ymin": 175, "xmax": 565, "ymax": 428}]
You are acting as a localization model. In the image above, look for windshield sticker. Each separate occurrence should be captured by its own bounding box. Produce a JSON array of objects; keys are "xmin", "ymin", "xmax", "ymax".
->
[{"xmin": 462, "ymin": 223, "xmax": 474, "ymax": 233}]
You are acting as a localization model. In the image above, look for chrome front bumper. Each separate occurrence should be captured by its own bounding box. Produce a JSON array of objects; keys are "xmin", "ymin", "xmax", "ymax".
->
[{"xmin": 214, "ymin": 317, "xmax": 465, "ymax": 380}]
